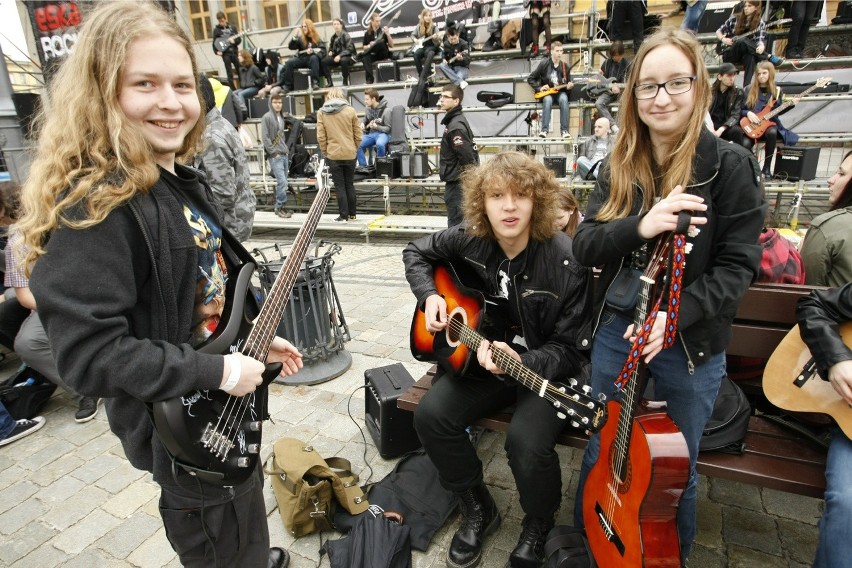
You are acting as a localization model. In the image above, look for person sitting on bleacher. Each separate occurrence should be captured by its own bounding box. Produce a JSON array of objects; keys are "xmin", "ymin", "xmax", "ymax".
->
[
  {"xmin": 575, "ymin": 117, "xmax": 614, "ymax": 180},
  {"xmin": 322, "ymin": 18, "xmax": 355, "ymax": 87},
  {"xmin": 282, "ymin": 18, "xmax": 326, "ymax": 91},
  {"xmin": 356, "ymin": 87, "xmax": 392, "ymax": 170},
  {"xmin": 411, "ymin": 9, "xmax": 442, "ymax": 80},
  {"xmin": 715, "ymin": 0, "xmax": 784, "ymax": 86},
  {"xmin": 709, "ymin": 62, "xmax": 745, "ymax": 146},
  {"xmin": 233, "ymin": 49, "xmax": 265, "ymax": 109},
  {"xmin": 356, "ymin": 12, "xmax": 394, "ymax": 85},
  {"xmin": 527, "ymin": 41, "xmax": 573, "ymax": 139},
  {"xmin": 437, "ymin": 23, "xmax": 471, "ymax": 90}
]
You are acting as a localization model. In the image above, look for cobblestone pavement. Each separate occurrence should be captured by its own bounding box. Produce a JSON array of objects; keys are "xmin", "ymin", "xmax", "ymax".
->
[{"xmin": 0, "ymin": 228, "xmax": 821, "ymax": 568}]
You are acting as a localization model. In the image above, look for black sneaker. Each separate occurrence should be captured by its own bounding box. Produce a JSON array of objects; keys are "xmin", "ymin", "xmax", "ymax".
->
[
  {"xmin": 75, "ymin": 397, "xmax": 100, "ymax": 423},
  {"xmin": 0, "ymin": 417, "xmax": 46, "ymax": 446},
  {"xmin": 333, "ymin": 215, "xmax": 348, "ymax": 222}
]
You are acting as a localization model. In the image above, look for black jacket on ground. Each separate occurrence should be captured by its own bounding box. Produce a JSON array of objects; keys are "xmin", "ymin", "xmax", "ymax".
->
[
  {"xmin": 439, "ymin": 106, "xmax": 478, "ymax": 182},
  {"xmin": 403, "ymin": 226, "xmax": 592, "ymax": 383},
  {"xmin": 797, "ymin": 284, "xmax": 852, "ymax": 380},
  {"xmin": 572, "ymin": 128, "xmax": 767, "ymax": 366}
]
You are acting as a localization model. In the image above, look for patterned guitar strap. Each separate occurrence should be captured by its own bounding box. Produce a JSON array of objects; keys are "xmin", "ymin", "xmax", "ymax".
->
[{"xmin": 615, "ymin": 212, "xmax": 691, "ymax": 390}]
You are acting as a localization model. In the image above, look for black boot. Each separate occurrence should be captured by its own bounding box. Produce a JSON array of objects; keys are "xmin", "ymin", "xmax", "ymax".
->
[
  {"xmin": 507, "ymin": 515, "xmax": 554, "ymax": 568},
  {"xmin": 762, "ymin": 164, "xmax": 774, "ymax": 180},
  {"xmin": 447, "ymin": 483, "xmax": 501, "ymax": 568}
]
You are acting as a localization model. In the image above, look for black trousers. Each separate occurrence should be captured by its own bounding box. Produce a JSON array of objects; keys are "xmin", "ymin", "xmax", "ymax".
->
[
  {"xmin": 742, "ymin": 125, "xmax": 779, "ymax": 171},
  {"xmin": 719, "ymin": 123, "xmax": 745, "ymax": 146},
  {"xmin": 158, "ymin": 467, "xmax": 269, "ymax": 567},
  {"xmin": 408, "ymin": 47, "xmax": 438, "ymax": 108},
  {"xmin": 360, "ymin": 43, "xmax": 390, "ymax": 84},
  {"xmin": 283, "ymin": 54, "xmax": 321, "ymax": 89},
  {"xmin": 222, "ymin": 51, "xmax": 239, "ymax": 90},
  {"xmin": 443, "ymin": 180, "xmax": 464, "ymax": 227},
  {"xmin": 610, "ymin": 0, "xmax": 645, "ymax": 52},
  {"xmin": 321, "ymin": 54, "xmax": 352, "ymax": 86},
  {"xmin": 328, "ymin": 158, "xmax": 357, "ymax": 217},
  {"xmin": 723, "ymin": 38, "xmax": 766, "ymax": 86},
  {"xmin": 413, "ymin": 373, "xmax": 566, "ymax": 519},
  {"xmin": 786, "ymin": 0, "xmax": 821, "ymax": 56}
]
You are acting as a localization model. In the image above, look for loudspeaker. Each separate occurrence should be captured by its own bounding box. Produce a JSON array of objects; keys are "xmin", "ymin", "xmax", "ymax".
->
[
  {"xmin": 400, "ymin": 151, "xmax": 429, "ymax": 179},
  {"xmin": 376, "ymin": 155, "xmax": 401, "ymax": 178},
  {"xmin": 774, "ymin": 146, "xmax": 820, "ymax": 181},
  {"xmin": 543, "ymin": 156, "xmax": 567, "ymax": 177},
  {"xmin": 248, "ymin": 97, "xmax": 268, "ymax": 119},
  {"xmin": 294, "ymin": 68, "xmax": 311, "ymax": 91},
  {"xmin": 698, "ymin": 2, "xmax": 738, "ymax": 33},
  {"xmin": 377, "ymin": 60, "xmax": 400, "ymax": 82},
  {"xmin": 365, "ymin": 363, "xmax": 421, "ymax": 459},
  {"xmin": 301, "ymin": 123, "xmax": 318, "ymax": 145}
]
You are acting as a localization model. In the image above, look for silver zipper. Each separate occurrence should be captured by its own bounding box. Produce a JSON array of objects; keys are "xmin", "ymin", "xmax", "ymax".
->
[
  {"xmin": 522, "ymin": 289, "xmax": 559, "ymax": 300},
  {"xmin": 679, "ymin": 331, "xmax": 695, "ymax": 375}
]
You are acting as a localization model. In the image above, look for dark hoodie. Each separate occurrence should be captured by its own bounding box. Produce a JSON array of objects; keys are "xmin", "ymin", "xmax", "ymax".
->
[{"xmin": 364, "ymin": 97, "xmax": 391, "ymax": 134}]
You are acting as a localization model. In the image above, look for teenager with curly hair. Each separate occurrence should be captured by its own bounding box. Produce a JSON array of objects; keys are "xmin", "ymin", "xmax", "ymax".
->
[
  {"xmin": 403, "ymin": 151, "xmax": 592, "ymax": 568},
  {"xmin": 17, "ymin": 3, "xmax": 300, "ymax": 566}
]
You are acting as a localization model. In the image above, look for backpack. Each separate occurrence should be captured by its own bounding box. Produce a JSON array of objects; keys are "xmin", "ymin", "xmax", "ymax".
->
[
  {"xmin": 699, "ymin": 376, "xmax": 752, "ymax": 454},
  {"xmin": 263, "ymin": 437, "xmax": 369, "ymax": 537},
  {"xmin": 0, "ymin": 366, "xmax": 56, "ymax": 420},
  {"xmin": 544, "ymin": 525, "xmax": 596, "ymax": 568},
  {"xmin": 288, "ymin": 145, "xmax": 310, "ymax": 177}
]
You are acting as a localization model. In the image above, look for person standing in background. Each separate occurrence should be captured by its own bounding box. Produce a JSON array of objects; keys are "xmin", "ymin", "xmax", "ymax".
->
[
  {"xmin": 196, "ymin": 75, "xmax": 256, "ymax": 241},
  {"xmin": 318, "ymin": 88, "xmax": 361, "ymax": 223},
  {"xmin": 212, "ymin": 10, "xmax": 241, "ymax": 90},
  {"xmin": 262, "ymin": 89, "xmax": 293, "ymax": 219},
  {"xmin": 438, "ymin": 85, "xmax": 479, "ymax": 227},
  {"xmin": 785, "ymin": 0, "xmax": 823, "ymax": 58},
  {"xmin": 526, "ymin": 0, "xmax": 554, "ymax": 57}
]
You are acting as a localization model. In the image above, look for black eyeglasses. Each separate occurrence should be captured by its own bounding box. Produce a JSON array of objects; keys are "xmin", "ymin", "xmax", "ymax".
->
[{"xmin": 633, "ymin": 76, "xmax": 697, "ymax": 100}]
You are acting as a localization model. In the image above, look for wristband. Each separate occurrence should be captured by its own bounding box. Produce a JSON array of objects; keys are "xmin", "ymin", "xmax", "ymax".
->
[{"xmin": 222, "ymin": 354, "xmax": 241, "ymax": 393}]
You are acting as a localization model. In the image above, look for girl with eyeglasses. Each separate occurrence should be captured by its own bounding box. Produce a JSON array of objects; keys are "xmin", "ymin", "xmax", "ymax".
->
[{"xmin": 572, "ymin": 28, "xmax": 767, "ymax": 566}]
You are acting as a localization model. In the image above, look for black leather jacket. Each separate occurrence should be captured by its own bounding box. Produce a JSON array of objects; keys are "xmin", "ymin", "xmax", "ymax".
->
[
  {"xmin": 573, "ymin": 128, "xmax": 767, "ymax": 368},
  {"xmin": 797, "ymin": 284, "xmax": 852, "ymax": 380},
  {"xmin": 403, "ymin": 225, "xmax": 592, "ymax": 383},
  {"xmin": 439, "ymin": 106, "xmax": 478, "ymax": 182}
]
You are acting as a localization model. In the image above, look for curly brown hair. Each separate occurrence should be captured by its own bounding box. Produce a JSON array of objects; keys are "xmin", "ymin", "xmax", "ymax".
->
[{"xmin": 461, "ymin": 151, "xmax": 559, "ymax": 241}]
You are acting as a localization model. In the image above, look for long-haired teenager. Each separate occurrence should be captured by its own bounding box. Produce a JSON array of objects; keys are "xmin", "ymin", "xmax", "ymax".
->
[
  {"xmin": 17, "ymin": 3, "xmax": 300, "ymax": 566},
  {"xmin": 571, "ymin": 28, "xmax": 767, "ymax": 564}
]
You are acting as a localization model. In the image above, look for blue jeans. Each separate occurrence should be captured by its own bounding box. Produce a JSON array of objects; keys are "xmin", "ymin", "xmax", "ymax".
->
[
  {"xmin": 541, "ymin": 91, "xmax": 569, "ymax": 133},
  {"xmin": 573, "ymin": 309, "xmax": 724, "ymax": 562},
  {"xmin": 234, "ymin": 86, "xmax": 259, "ymax": 108},
  {"xmin": 437, "ymin": 63, "xmax": 469, "ymax": 86},
  {"xmin": 814, "ymin": 427, "xmax": 852, "ymax": 568},
  {"xmin": 269, "ymin": 154, "xmax": 289, "ymax": 210},
  {"xmin": 357, "ymin": 131, "xmax": 389, "ymax": 166},
  {"xmin": 0, "ymin": 401, "xmax": 14, "ymax": 439},
  {"xmin": 681, "ymin": 0, "xmax": 707, "ymax": 32}
]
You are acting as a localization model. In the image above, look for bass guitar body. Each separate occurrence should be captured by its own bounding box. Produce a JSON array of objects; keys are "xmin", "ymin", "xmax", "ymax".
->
[
  {"xmin": 583, "ymin": 399, "xmax": 689, "ymax": 567},
  {"xmin": 740, "ymin": 109, "xmax": 775, "ymax": 140}
]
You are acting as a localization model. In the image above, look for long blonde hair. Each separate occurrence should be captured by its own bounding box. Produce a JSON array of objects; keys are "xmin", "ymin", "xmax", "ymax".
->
[
  {"xmin": 597, "ymin": 28, "xmax": 711, "ymax": 221},
  {"xmin": 746, "ymin": 61, "xmax": 776, "ymax": 109},
  {"xmin": 462, "ymin": 152, "xmax": 559, "ymax": 241},
  {"xmin": 17, "ymin": 1, "xmax": 204, "ymax": 272}
]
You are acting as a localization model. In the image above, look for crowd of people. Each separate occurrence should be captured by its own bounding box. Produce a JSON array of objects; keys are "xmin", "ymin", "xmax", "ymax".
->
[{"xmin": 3, "ymin": 2, "xmax": 848, "ymax": 568}]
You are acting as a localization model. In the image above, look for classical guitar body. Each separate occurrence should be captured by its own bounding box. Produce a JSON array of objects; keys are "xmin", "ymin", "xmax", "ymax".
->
[
  {"xmin": 764, "ymin": 323, "xmax": 852, "ymax": 438},
  {"xmin": 583, "ymin": 399, "xmax": 689, "ymax": 567},
  {"xmin": 410, "ymin": 263, "xmax": 484, "ymax": 378}
]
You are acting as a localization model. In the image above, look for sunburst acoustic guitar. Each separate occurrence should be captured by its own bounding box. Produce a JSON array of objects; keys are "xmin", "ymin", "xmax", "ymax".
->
[{"xmin": 763, "ymin": 323, "xmax": 852, "ymax": 438}]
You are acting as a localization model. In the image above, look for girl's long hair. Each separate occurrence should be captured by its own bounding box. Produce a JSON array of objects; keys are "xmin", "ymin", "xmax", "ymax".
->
[
  {"xmin": 303, "ymin": 19, "xmax": 320, "ymax": 45},
  {"xmin": 17, "ymin": 1, "xmax": 204, "ymax": 272},
  {"xmin": 557, "ymin": 189, "xmax": 582, "ymax": 238},
  {"xmin": 419, "ymin": 9, "xmax": 434, "ymax": 36},
  {"xmin": 462, "ymin": 151, "xmax": 559, "ymax": 241},
  {"xmin": 597, "ymin": 28, "xmax": 711, "ymax": 222},
  {"xmin": 735, "ymin": 1, "xmax": 762, "ymax": 35},
  {"xmin": 746, "ymin": 61, "xmax": 776, "ymax": 109}
]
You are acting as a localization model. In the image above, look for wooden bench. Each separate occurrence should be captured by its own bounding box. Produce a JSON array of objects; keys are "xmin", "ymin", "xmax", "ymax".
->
[{"xmin": 398, "ymin": 283, "xmax": 829, "ymax": 499}]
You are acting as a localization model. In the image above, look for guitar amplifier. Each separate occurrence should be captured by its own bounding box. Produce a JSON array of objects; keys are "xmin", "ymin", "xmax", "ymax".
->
[
  {"xmin": 774, "ymin": 146, "xmax": 820, "ymax": 182},
  {"xmin": 698, "ymin": 2, "xmax": 738, "ymax": 33},
  {"xmin": 248, "ymin": 97, "xmax": 268, "ymax": 120},
  {"xmin": 543, "ymin": 156, "xmax": 567, "ymax": 178},
  {"xmin": 301, "ymin": 123, "xmax": 318, "ymax": 146},
  {"xmin": 294, "ymin": 68, "xmax": 311, "ymax": 91},
  {"xmin": 377, "ymin": 60, "xmax": 400, "ymax": 82},
  {"xmin": 365, "ymin": 363, "xmax": 421, "ymax": 459},
  {"xmin": 376, "ymin": 155, "xmax": 401, "ymax": 179},
  {"xmin": 400, "ymin": 151, "xmax": 429, "ymax": 179}
]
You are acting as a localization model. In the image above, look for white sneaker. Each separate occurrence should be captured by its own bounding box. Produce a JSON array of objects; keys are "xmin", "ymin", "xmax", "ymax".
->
[
  {"xmin": 0, "ymin": 417, "xmax": 45, "ymax": 446},
  {"xmin": 538, "ymin": 131, "xmax": 547, "ymax": 138},
  {"xmin": 459, "ymin": 80, "xmax": 469, "ymax": 89},
  {"xmin": 562, "ymin": 131, "xmax": 571, "ymax": 139}
]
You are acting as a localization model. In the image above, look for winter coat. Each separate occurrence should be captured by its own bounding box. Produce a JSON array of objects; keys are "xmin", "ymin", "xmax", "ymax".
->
[
  {"xmin": 318, "ymin": 98, "xmax": 361, "ymax": 161},
  {"xmin": 800, "ymin": 207, "xmax": 852, "ymax": 288},
  {"xmin": 439, "ymin": 106, "xmax": 478, "ymax": 182}
]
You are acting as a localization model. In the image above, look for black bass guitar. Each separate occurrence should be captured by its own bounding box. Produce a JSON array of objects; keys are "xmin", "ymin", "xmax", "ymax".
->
[
  {"xmin": 409, "ymin": 262, "xmax": 607, "ymax": 432},
  {"xmin": 152, "ymin": 158, "xmax": 329, "ymax": 486}
]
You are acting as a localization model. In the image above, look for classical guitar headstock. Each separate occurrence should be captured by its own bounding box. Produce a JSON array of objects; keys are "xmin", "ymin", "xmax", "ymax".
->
[{"xmin": 550, "ymin": 378, "xmax": 609, "ymax": 433}]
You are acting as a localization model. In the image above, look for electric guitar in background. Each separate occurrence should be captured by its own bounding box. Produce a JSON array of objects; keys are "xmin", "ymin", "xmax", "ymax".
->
[
  {"xmin": 582, "ymin": 235, "xmax": 689, "ymax": 568},
  {"xmin": 763, "ymin": 323, "xmax": 852, "ymax": 438},
  {"xmin": 534, "ymin": 82, "xmax": 575, "ymax": 100},
  {"xmin": 409, "ymin": 262, "xmax": 607, "ymax": 432},
  {"xmin": 715, "ymin": 18, "xmax": 792, "ymax": 55},
  {"xmin": 412, "ymin": 30, "xmax": 443, "ymax": 51},
  {"xmin": 584, "ymin": 76, "xmax": 627, "ymax": 98},
  {"xmin": 213, "ymin": 29, "xmax": 249, "ymax": 54},
  {"xmin": 740, "ymin": 77, "xmax": 831, "ymax": 139},
  {"xmin": 152, "ymin": 159, "xmax": 330, "ymax": 487}
]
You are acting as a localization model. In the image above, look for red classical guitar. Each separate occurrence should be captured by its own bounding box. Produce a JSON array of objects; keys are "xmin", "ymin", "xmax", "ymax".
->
[
  {"xmin": 409, "ymin": 262, "xmax": 607, "ymax": 432},
  {"xmin": 582, "ymin": 235, "xmax": 689, "ymax": 567}
]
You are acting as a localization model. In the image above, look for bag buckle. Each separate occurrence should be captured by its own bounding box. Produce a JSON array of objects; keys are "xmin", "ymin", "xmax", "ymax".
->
[{"xmin": 309, "ymin": 497, "xmax": 327, "ymax": 518}]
